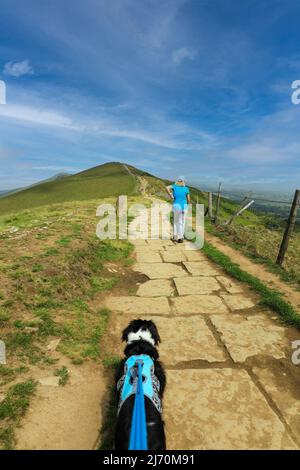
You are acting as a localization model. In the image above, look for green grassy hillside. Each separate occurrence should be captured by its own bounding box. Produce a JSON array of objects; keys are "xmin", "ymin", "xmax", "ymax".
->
[
  {"xmin": 0, "ymin": 162, "xmax": 137, "ymax": 215},
  {"xmin": 0, "ymin": 197, "xmax": 136, "ymax": 449},
  {"xmin": 0, "ymin": 160, "xmax": 213, "ymax": 216}
]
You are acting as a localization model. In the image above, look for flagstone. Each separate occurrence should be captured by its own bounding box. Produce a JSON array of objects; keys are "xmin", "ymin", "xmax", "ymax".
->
[
  {"xmin": 184, "ymin": 250, "xmax": 207, "ymax": 261},
  {"xmin": 133, "ymin": 262, "xmax": 188, "ymax": 279},
  {"xmin": 217, "ymin": 276, "xmax": 244, "ymax": 294},
  {"xmin": 221, "ymin": 293, "xmax": 257, "ymax": 310},
  {"xmin": 183, "ymin": 261, "xmax": 221, "ymax": 276},
  {"xmin": 147, "ymin": 239, "xmax": 173, "ymax": 247},
  {"xmin": 173, "ymin": 294, "xmax": 228, "ymax": 314},
  {"xmin": 160, "ymin": 250, "xmax": 187, "ymax": 262},
  {"xmin": 135, "ymin": 252, "xmax": 162, "ymax": 263},
  {"xmin": 105, "ymin": 295, "xmax": 170, "ymax": 315},
  {"xmin": 164, "ymin": 369, "xmax": 297, "ymax": 449},
  {"xmin": 136, "ymin": 279, "xmax": 175, "ymax": 297},
  {"xmin": 210, "ymin": 314, "xmax": 287, "ymax": 362},
  {"xmin": 253, "ymin": 366, "xmax": 300, "ymax": 438},
  {"xmin": 174, "ymin": 277, "xmax": 221, "ymax": 295},
  {"xmin": 128, "ymin": 238, "xmax": 148, "ymax": 245},
  {"xmin": 149, "ymin": 316, "xmax": 227, "ymax": 365}
]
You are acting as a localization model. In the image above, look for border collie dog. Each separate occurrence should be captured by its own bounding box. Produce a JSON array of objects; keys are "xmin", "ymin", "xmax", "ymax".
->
[{"xmin": 114, "ymin": 319, "xmax": 166, "ymax": 450}]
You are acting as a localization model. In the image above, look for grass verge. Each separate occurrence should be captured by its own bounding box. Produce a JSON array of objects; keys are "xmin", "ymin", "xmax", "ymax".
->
[
  {"xmin": 205, "ymin": 220, "xmax": 300, "ymax": 289},
  {"xmin": 202, "ymin": 241, "xmax": 300, "ymax": 329},
  {"xmin": 0, "ymin": 380, "xmax": 37, "ymax": 449}
]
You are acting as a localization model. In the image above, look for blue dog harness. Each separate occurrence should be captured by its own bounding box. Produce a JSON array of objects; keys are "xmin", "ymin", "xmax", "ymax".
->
[
  {"xmin": 117, "ymin": 355, "xmax": 162, "ymax": 450},
  {"xmin": 117, "ymin": 354, "xmax": 162, "ymax": 415}
]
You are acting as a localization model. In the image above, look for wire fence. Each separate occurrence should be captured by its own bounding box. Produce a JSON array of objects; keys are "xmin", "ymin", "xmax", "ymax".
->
[
  {"xmin": 211, "ymin": 190, "xmax": 299, "ymax": 206},
  {"xmin": 208, "ymin": 185, "xmax": 300, "ymax": 266}
]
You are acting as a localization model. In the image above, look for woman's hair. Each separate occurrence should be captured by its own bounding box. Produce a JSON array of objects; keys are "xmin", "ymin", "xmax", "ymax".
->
[{"xmin": 176, "ymin": 176, "xmax": 186, "ymax": 186}]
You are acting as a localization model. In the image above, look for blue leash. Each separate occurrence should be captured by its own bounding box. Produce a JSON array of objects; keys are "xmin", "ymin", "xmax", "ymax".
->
[{"xmin": 128, "ymin": 360, "xmax": 148, "ymax": 450}]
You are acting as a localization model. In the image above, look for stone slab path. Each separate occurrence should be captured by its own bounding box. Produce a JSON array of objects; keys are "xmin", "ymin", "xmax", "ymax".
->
[{"xmin": 105, "ymin": 208, "xmax": 300, "ymax": 450}]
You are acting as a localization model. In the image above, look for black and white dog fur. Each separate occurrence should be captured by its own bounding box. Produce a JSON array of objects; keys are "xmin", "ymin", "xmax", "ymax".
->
[{"xmin": 114, "ymin": 319, "xmax": 166, "ymax": 450}]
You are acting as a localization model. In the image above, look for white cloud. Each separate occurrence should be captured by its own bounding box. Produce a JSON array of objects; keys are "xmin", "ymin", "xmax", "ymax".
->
[
  {"xmin": 0, "ymin": 98, "xmax": 217, "ymax": 151},
  {"xmin": 172, "ymin": 47, "xmax": 195, "ymax": 65},
  {"xmin": 0, "ymin": 104, "xmax": 77, "ymax": 129},
  {"xmin": 3, "ymin": 60, "xmax": 34, "ymax": 78}
]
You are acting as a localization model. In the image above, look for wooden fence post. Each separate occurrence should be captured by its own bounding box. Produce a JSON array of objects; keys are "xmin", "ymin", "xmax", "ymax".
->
[
  {"xmin": 227, "ymin": 196, "xmax": 247, "ymax": 224},
  {"xmin": 276, "ymin": 189, "xmax": 300, "ymax": 266},
  {"xmin": 214, "ymin": 183, "xmax": 222, "ymax": 224},
  {"xmin": 225, "ymin": 199, "xmax": 254, "ymax": 226},
  {"xmin": 208, "ymin": 192, "xmax": 213, "ymax": 219}
]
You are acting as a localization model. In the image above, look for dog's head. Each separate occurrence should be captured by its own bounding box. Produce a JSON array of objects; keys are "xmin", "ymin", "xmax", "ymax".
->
[{"xmin": 122, "ymin": 319, "xmax": 160, "ymax": 347}]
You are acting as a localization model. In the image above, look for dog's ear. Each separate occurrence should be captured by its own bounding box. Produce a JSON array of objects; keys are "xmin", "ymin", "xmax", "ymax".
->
[
  {"xmin": 121, "ymin": 319, "xmax": 138, "ymax": 342},
  {"xmin": 121, "ymin": 323, "xmax": 132, "ymax": 342},
  {"xmin": 146, "ymin": 320, "xmax": 161, "ymax": 345}
]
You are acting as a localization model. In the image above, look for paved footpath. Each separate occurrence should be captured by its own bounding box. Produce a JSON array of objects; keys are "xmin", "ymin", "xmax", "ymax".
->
[{"xmin": 106, "ymin": 206, "xmax": 300, "ymax": 450}]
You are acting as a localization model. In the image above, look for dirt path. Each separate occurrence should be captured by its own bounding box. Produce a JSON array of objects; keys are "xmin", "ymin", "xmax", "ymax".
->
[
  {"xmin": 14, "ymin": 356, "xmax": 107, "ymax": 450},
  {"xmin": 104, "ymin": 205, "xmax": 300, "ymax": 449},
  {"xmin": 137, "ymin": 176, "xmax": 149, "ymax": 196},
  {"xmin": 205, "ymin": 232, "xmax": 300, "ymax": 311}
]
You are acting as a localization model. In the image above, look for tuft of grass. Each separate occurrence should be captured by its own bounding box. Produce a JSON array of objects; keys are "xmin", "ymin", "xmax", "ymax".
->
[
  {"xmin": 59, "ymin": 308, "xmax": 110, "ymax": 362},
  {"xmin": 54, "ymin": 366, "xmax": 69, "ymax": 386},
  {"xmin": 0, "ymin": 365, "xmax": 29, "ymax": 387},
  {"xmin": 57, "ymin": 237, "xmax": 71, "ymax": 247},
  {"xmin": 5, "ymin": 331, "xmax": 33, "ymax": 350},
  {"xmin": 89, "ymin": 276, "xmax": 117, "ymax": 294},
  {"xmin": 0, "ymin": 426, "xmax": 14, "ymax": 450},
  {"xmin": 4, "ymin": 330, "xmax": 43, "ymax": 364},
  {"xmin": 43, "ymin": 247, "xmax": 59, "ymax": 257},
  {"xmin": 35, "ymin": 309, "xmax": 63, "ymax": 337},
  {"xmin": 31, "ymin": 264, "xmax": 43, "ymax": 273},
  {"xmin": 0, "ymin": 366, "xmax": 15, "ymax": 386},
  {"xmin": 102, "ymin": 355, "xmax": 121, "ymax": 369},
  {"xmin": 202, "ymin": 241, "xmax": 300, "ymax": 329},
  {"xmin": 0, "ymin": 379, "xmax": 37, "ymax": 449},
  {"xmin": 2, "ymin": 300, "xmax": 13, "ymax": 309},
  {"xmin": 123, "ymin": 258, "xmax": 135, "ymax": 267},
  {"xmin": 0, "ymin": 308, "xmax": 10, "ymax": 326}
]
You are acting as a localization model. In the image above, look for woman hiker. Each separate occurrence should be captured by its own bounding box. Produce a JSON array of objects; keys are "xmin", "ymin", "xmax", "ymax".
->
[{"xmin": 166, "ymin": 176, "xmax": 190, "ymax": 243}]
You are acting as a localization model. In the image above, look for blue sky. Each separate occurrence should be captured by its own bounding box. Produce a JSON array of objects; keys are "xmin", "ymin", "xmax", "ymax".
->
[{"xmin": 0, "ymin": 0, "xmax": 300, "ymax": 192}]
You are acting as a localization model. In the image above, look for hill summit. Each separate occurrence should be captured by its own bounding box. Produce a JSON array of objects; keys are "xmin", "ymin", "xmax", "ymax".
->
[{"xmin": 0, "ymin": 162, "xmax": 163, "ymax": 214}]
